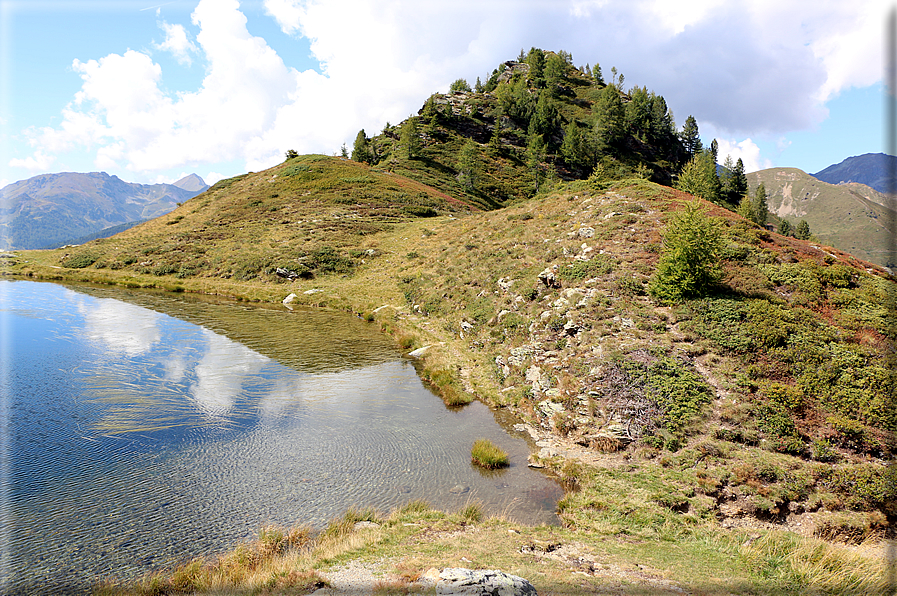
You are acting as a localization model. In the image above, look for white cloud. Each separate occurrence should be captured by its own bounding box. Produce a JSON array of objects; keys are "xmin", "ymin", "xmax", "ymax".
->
[
  {"xmin": 14, "ymin": 0, "xmax": 890, "ymax": 178},
  {"xmin": 154, "ymin": 21, "xmax": 198, "ymax": 65},
  {"xmin": 8, "ymin": 149, "xmax": 55, "ymax": 172},
  {"xmin": 263, "ymin": 0, "xmax": 303, "ymax": 34},
  {"xmin": 717, "ymin": 138, "xmax": 772, "ymax": 174}
]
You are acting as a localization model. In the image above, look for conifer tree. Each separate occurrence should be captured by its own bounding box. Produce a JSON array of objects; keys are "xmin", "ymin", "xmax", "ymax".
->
[
  {"xmin": 731, "ymin": 158, "xmax": 748, "ymax": 198},
  {"xmin": 737, "ymin": 194, "xmax": 756, "ymax": 223},
  {"xmin": 649, "ymin": 200, "xmax": 723, "ymax": 304},
  {"xmin": 351, "ymin": 129, "xmax": 371, "ymax": 164},
  {"xmin": 449, "ymin": 78, "xmax": 472, "ymax": 93},
  {"xmin": 795, "ymin": 219, "xmax": 811, "ymax": 240},
  {"xmin": 400, "ymin": 118, "xmax": 421, "ymax": 160},
  {"xmin": 779, "ymin": 220, "xmax": 793, "ymax": 236},
  {"xmin": 680, "ymin": 115, "xmax": 702, "ymax": 157},
  {"xmin": 528, "ymin": 92, "xmax": 559, "ymax": 146},
  {"xmin": 561, "ymin": 120, "xmax": 591, "ymax": 170},
  {"xmin": 675, "ymin": 149, "xmax": 719, "ymax": 203},
  {"xmin": 474, "ymin": 77, "xmax": 483, "ymax": 93},
  {"xmin": 545, "ymin": 53, "xmax": 566, "ymax": 94},
  {"xmin": 526, "ymin": 134, "xmax": 547, "ymax": 193},
  {"xmin": 457, "ymin": 139, "xmax": 480, "ymax": 191},
  {"xmin": 593, "ymin": 63, "xmax": 604, "ymax": 85},
  {"xmin": 526, "ymin": 47, "xmax": 546, "ymax": 87},
  {"xmin": 720, "ymin": 155, "xmax": 735, "ymax": 199},
  {"xmin": 752, "ymin": 182, "xmax": 768, "ymax": 227},
  {"xmin": 594, "ymin": 84, "xmax": 625, "ymax": 148}
]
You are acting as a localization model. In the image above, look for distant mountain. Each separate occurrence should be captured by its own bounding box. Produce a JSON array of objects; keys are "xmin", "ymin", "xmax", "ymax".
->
[
  {"xmin": 0, "ymin": 172, "xmax": 207, "ymax": 250},
  {"xmin": 748, "ymin": 167, "xmax": 897, "ymax": 268},
  {"xmin": 172, "ymin": 173, "xmax": 208, "ymax": 193},
  {"xmin": 811, "ymin": 153, "xmax": 896, "ymax": 194}
]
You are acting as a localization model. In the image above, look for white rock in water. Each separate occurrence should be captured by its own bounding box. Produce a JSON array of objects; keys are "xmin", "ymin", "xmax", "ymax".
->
[{"xmin": 407, "ymin": 345, "xmax": 432, "ymax": 358}]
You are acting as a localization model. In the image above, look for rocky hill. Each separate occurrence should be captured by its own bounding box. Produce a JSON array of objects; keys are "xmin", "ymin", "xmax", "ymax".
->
[
  {"xmin": 812, "ymin": 152, "xmax": 897, "ymax": 194},
  {"xmin": 351, "ymin": 50, "xmax": 686, "ymax": 209},
  {"xmin": 0, "ymin": 171, "xmax": 208, "ymax": 250},
  {"xmin": 748, "ymin": 167, "xmax": 897, "ymax": 268}
]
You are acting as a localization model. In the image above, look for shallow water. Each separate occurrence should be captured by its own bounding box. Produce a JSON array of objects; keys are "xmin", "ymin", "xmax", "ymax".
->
[{"xmin": 0, "ymin": 280, "xmax": 562, "ymax": 594}]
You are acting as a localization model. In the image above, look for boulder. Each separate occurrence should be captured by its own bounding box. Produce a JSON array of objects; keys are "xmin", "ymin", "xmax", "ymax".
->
[
  {"xmin": 437, "ymin": 568, "xmax": 538, "ymax": 596},
  {"xmin": 537, "ymin": 266, "xmax": 560, "ymax": 288}
]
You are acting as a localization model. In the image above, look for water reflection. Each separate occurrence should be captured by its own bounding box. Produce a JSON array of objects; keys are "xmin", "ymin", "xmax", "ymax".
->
[{"xmin": 0, "ymin": 280, "xmax": 562, "ymax": 595}]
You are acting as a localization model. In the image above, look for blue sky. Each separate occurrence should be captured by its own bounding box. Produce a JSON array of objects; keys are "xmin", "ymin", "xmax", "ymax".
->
[{"xmin": 0, "ymin": 0, "xmax": 891, "ymax": 187}]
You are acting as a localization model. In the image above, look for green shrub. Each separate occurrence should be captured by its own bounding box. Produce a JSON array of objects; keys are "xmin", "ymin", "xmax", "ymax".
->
[
  {"xmin": 61, "ymin": 253, "xmax": 97, "ymax": 269},
  {"xmin": 558, "ymin": 255, "xmax": 616, "ymax": 281},
  {"xmin": 470, "ymin": 438, "xmax": 509, "ymax": 469},
  {"xmin": 648, "ymin": 200, "xmax": 724, "ymax": 304}
]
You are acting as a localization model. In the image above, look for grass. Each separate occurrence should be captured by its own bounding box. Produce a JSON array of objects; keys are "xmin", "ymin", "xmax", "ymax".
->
[
  {"xmin": 470, "ymin": 439, "xmax": 509, "ymax": 469},
  {"xmin": 94, "ymin": 499, "xmax": 896, "ymax": 596}
]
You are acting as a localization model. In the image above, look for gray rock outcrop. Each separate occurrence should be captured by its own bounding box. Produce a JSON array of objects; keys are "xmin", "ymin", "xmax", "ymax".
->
[{"xmin": 437, "ymin": 568, "xmax": 538, "ymax": 595}]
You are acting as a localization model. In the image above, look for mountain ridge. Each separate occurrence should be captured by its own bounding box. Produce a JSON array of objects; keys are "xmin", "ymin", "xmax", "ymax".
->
[
  {"xmin": 0, "ymin": 171, "xmax": 208, "ymax": 249},
  {"xmin": 811, "ymin": 152, "xmax": 896, "ymax": 194},
  {"xmin": 748, "ymin": 166, "xmax": 897, "ymax": 267}
]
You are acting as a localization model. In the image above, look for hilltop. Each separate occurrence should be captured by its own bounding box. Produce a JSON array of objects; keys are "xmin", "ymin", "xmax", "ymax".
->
[
  {"xmin": 0, "ymin": 171, "xmax": 208, "ymax": 250},
  {"xmin": 5, "ymin": 49, "xmax": 896, "ymax": 595},
  {"xmin": 748, "ymin": 167, "xmax": 897, "ymax": 268},
  {"xmin": 812, "ymin": 153, "xmax": 897, "ymax": 194}
]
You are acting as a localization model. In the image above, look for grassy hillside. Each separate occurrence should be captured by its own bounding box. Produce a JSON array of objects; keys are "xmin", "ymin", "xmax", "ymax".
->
[
  {"xmin": 5, "ymin": 154, "xmax": 895, "ymax": 593},
  {"xmin": 748, "ymin": 167, "xmax": 897, "ymax": 268}
]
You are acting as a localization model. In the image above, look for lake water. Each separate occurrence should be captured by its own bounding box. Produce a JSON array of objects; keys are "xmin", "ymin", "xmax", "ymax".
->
[{"xmin": 0, "ymin": 280, "xmax": 562, "ymax": 594}]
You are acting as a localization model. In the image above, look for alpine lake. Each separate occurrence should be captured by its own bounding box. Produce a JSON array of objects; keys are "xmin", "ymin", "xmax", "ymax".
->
[{"xmin": 0, "ymin": 279, "xmax": 562, "ymax": 594}]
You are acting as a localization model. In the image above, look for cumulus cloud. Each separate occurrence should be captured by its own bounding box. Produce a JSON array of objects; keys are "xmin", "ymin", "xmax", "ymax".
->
[
  {"xmin": 8, "ymin": 149, "xmax": 55, "ymax": 172},
  {"xmin": 716, "ymin": 138, "xmax": 772, "ymax": 174},
  {"xmin": 11, "ymin": 0, "xmax": 890, "ymax": 178},
  {"xmin": 154, "ymin": 21, "xmax": 198, "ymax": 65}
]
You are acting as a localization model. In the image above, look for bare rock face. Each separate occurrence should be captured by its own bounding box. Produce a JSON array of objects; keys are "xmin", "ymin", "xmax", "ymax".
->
[{"xmin": 437, "ymin": 568, "xmax": 538, "ymax": 595}]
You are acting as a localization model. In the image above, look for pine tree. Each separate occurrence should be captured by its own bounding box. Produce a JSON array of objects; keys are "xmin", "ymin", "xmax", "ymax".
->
[
  {"xmin": 449, "ymin": 78, "xmax": 472, "ymax": 93},
  {"xmin": 648, "ymin": 200, "xmax": 723, "ymax": 304},
  {"xmin": 560, "ymin": 120, "xmax": 591, "ymax": 170},
  {"xmin": 731, "ymin": 158, "xmax": 748, "ymax": 198},
  {"xmin": 526, "ymin": 47, "xmax": 545, "ymax": 87},
  {"xmin": 526, "ymin": 134, "xmax": 547, "ymax": 193},
  {"xmin": 594, "ymin": 84, "xmax": 625, "ymax": 148},
  {"xmin": 795, "ymin": 219, "xmax": 811, "ymax": 240},
  {"xmin": 457, "ymin": 139, "xmax": 480, "ymax": 191},
  {"xmin": 545, "ymin": 53, "xmax": 566, "ymax": 94},
  {"xmin": 528, "ymin": 92, "xmax": 559, "ymax": 145},
  {"xmin": 593, "ymin": 63, "xmax": 604, "ymax": 85},
  {"xmin": 675, "ymin": 149, "xmax": 719, "ymax": 203},
  {"xmin": 752, "ymin": 182, "xmax": 768, "ymax": 227},
  {"xmin": 351, "ymin": 129, "xmax": 371, "ymax": 164},
  {"xmin": 737, "ymin": 194, "xmax": 756, "ymax": 223},
  {"xmin": 680, "ymin": 115, "xmax": 702, "ymax": 157},
  {"xmin": 779, "ymin": 220, "xmax": 793, "ymax": 236},
  {"xmin": 400, "ymin": 117, "xmax": 421, "ymax": 160}
]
